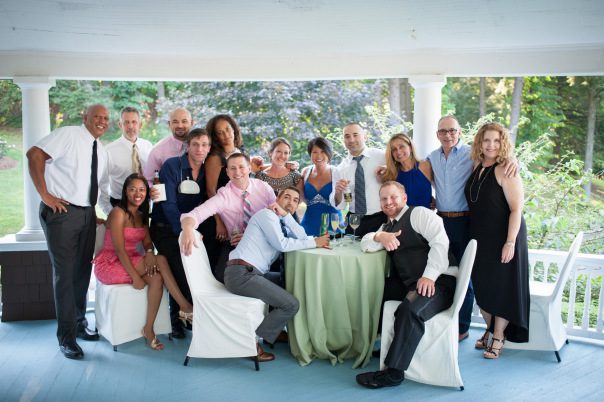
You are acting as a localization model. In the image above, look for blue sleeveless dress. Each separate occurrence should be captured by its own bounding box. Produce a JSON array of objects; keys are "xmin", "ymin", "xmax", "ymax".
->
[
  {"xmin": 301, "ymin": 168, "xmax": 342, "ymax": 236},
  {"xmin": 396, "ymin": 162, "xmax": 432, "ymax": 208}
]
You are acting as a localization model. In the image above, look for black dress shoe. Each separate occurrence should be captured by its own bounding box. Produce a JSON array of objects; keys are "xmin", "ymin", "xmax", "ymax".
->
[
  {"xmin": 171, "ymin": 325, "xmax": 186, "ymax": 339},
  {"xmin": 60, "ymin": 342, "xmax": 84, "ymax": 360},
  {"xmin": 76, "ymin": 327, "xmax": 100, "ymax": 341},
  {"xmin": 356, "ymin": 370, "xmax": 404, "ymax": 389}
]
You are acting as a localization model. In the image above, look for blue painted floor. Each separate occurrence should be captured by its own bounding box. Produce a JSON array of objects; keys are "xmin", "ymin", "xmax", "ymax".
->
[{"xmin": 1, "ymin": 315, "xmax": 603, "ymax": 402}]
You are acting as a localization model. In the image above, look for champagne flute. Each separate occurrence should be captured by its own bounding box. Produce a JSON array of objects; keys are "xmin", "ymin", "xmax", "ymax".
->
[
  {"xmin": 338, "ymin": 215, "xmax": 348, "ymax": 246},
  {"xmin": 349, "ymin": 214, "xmax": 361, "ymax": 241},
  {"xmin": 330, "ymin": 213, "xmax": 339, "ymax": 241}
]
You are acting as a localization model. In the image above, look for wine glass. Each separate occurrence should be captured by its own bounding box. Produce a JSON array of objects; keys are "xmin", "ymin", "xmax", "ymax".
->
[
  {"xmin": 338, "ymin": 215, "xmax": 348, "ymax": 246},
  {"xmin": 349, "ymin": 214, "xmax": 361, "ymax": 241},
  {"xmin": 330, "ymin": 213, "xmax": 339, "ymax": 240}
]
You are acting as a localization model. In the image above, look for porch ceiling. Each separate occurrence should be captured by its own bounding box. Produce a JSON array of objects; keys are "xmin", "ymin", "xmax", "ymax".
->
[{"xmin": 1, "ymin": 0, "xmax": 603, "ymax": 80}]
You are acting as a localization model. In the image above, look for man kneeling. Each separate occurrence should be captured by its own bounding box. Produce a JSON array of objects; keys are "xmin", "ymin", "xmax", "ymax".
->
[
  {"xmin": 224, "ymin": 187, "xmax": 329, "ymax": 361},
  {"xmin": 357, "ymin": 181, "xmax": 457, "ymax": 389}
]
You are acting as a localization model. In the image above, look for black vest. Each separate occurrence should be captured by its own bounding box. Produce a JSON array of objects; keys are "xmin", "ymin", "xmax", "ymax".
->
[{"xmin": 387, "ymin": 207, "xmax": 454, "ymax": 286}]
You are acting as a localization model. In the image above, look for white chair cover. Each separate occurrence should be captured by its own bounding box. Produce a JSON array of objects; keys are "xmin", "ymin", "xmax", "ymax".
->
[
  {"xmin": 93, "ymin": 224, "xmax": 171, "ymax": 349},
  {"xmin": 506, "ymin": 232, "xmax": 583, "ymax": 362},
  {"xmin": 380, "ymin": 239, "xmax": 477, "ymax": 389},
  {"xmin": 179, "ymin": 231, "xmax": 265, "ymax": 360}
]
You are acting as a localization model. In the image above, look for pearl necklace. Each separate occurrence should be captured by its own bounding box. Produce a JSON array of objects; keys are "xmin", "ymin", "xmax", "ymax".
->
[{"xmin": 469, "ymin": 164, "xmax": 495, "ymax": 203}]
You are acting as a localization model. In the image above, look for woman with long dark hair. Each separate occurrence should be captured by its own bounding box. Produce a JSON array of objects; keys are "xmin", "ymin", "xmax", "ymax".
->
[{"xmin": 94, "ymin": 173, "xmax": 193, "ymax": 351}]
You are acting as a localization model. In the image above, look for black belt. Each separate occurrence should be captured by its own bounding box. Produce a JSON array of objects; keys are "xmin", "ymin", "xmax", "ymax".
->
[
  {"xmin": 151, "ymin": 221, "xmax": 170, "ymax": 228},
  {"xmin": 437, "ymin": 211, "xmax": 470, "ymax": 218}
]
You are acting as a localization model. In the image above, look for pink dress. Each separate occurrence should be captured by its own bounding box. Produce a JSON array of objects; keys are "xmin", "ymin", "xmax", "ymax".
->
[{"xmin": 94, "ymin": 227, "xmax": 146, "ymax": 285}]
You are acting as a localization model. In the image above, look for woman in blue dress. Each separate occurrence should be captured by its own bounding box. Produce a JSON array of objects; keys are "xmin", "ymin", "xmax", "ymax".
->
[
  {"xmin": 381, "ymin": 133, "xmax": 433, "ymax": 208},
  {"xmin": 300, "ymin": 137, "xmax": 342, "ymax": 236}
]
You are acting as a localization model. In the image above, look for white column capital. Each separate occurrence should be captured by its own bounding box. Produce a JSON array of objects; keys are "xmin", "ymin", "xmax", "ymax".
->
[
  {"xmin": 408, "ymin": 75, "xmax": 447, "ymax": 88},
  {"xmin": 13, "ymin": 76, "xmax": 56, "ymax": 89}
]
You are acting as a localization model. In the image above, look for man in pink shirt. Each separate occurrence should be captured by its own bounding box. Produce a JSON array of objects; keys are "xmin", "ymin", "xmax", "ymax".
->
[
  {"xmin": 144, "ymin": 108, "xmax": 194, "ymax": 183},
  {"xmin": 181, "ymin": 153, "xmax": 276, "ymax": 282}
]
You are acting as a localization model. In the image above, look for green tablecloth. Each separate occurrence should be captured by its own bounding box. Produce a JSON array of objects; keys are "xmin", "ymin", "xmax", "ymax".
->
[{"xmin": 285, "ymin": 242, "xmax": 387, "ymax": 368}]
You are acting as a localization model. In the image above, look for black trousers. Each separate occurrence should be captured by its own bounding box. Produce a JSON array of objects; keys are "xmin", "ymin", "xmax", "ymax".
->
[
  {"xmin": 39, "ymin": 203, "xmax": 96, "ymax": 345},
  {"xmin": 442, "ymin": 215, "xmax": 474, "ymax": 334},
  {"xmin": 383, "ymin": 274, "xmax": 456, "ymax": 371},
  {"xmin": 345, "ymin": 211, "xmax": 386, "ymax": 239},
  {"xmin": 149, "ymin": 222, "xmax": 192, "ymax": 326}
]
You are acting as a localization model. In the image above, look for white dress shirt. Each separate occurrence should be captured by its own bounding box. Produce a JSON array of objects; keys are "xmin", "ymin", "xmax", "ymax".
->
[
  {"xmin": 35, "ymin": 125, "xmax": 107, "ymax": 207},
  {"xmin": 330, "ymin": 147, "xmax": 385, "ymax": 215},
  {"xmin": 361, "ymin": 205, "xmax": 456, "ymax": 281},
  {"xmin": 99, "ymin": 135, "xmax": 152, "ymax": 215}
]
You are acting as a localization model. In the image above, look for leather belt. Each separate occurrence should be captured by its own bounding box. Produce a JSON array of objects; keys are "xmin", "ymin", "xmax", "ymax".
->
[
  {"xmin": 437, "ymin": 211, "xmax": 470, "ymax": 218},
  {"xmin": 226, "ymin": 259, "xmax": 255, "ymax": 268}
]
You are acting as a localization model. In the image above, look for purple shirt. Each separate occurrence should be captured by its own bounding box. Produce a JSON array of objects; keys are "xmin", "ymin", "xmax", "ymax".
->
[
  {"xmin": 144, "ymin": 136, "xmax": 186, "ymax": 184},
  {"xmin": 181, "ymin": 178, "xmax": 277, "ymax": 239}
]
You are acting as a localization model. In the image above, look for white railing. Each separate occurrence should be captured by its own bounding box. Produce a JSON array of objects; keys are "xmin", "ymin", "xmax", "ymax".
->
[{"xmin": 472, "ymin": 250, "xmax": 604, "ymax": 341}]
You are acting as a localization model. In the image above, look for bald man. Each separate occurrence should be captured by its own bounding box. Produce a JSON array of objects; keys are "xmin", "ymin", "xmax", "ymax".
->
[{"xmin": 27, "ymin": 104, "xmax": 109, "ymax": 359}]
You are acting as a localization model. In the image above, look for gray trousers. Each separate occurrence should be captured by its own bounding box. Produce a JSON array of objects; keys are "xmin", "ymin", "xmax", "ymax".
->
[
  {"xmin": 224, "ymin": 264, "xmax": 299, "ymax": 344},
  {"xmin": 39, "ymin": 203, "xmax": 96, "ymax": 345}
]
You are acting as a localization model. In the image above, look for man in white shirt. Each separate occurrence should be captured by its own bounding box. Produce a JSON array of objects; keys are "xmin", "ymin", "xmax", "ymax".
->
[
  {"xmin": 356, "ymin": 181, "xmax": 456, "ymax": 389},
  {"xmin": 332, "ymin": 122, "xmax": 386, "ymax": 237},
  {"xmin": 99, "ymin": 106, "xmax": 152, "ymax": 215},
  {"xmin": 27, "ymin": 104, "xmax": 109, "ymax": 360}
]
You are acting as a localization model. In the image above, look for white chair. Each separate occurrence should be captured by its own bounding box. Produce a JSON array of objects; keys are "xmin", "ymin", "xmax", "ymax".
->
[
  {"xmin": 380, "ymin": 240, "xmax": 477, "ymax": 390},
  {"xmin": 94, "ymin": 224, "xmax": 171, "ymax": 351},
  {"xmin": 179, "ymin": 231, "xmax": 265, "ymax": 370},
  {"xmin": 506, "ymin": 232, "xmax": 583, "ymax": 362}
]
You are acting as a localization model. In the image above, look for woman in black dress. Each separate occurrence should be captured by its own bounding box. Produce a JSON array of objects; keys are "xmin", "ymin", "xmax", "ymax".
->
[{"xmin": 464, "ymin": 122, "xmax": 529, "ymax": 359}]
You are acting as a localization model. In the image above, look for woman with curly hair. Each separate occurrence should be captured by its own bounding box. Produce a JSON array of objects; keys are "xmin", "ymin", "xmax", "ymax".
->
[{"xmin": 464, "ymin": 122, "xmax": 530, "ymax": 359}]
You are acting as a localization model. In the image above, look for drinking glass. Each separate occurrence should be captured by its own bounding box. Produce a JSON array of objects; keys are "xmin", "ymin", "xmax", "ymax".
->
[
  {"xmin": 338, "ymin": 215, "xmax": 348, "ymax": 246},
  {"xmin": 320, "ymin": 213, "xmax": 329, "ymax": 236},
  {"xmin": 349, "ymin": 214, "xmax": 361, "ymax": 241},
  {"xmin": 330, "ymin": 213, "xmax": 339, "ymax": 240}
]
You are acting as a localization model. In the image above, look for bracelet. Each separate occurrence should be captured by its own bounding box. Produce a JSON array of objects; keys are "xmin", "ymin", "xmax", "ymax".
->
[
  {"xmin": 146, "ymin": 249, "xmax": 154, "ymax": 253},
  {"xmin": 504, "ymin": 241, "xmax": 514, "ymax": 246}
]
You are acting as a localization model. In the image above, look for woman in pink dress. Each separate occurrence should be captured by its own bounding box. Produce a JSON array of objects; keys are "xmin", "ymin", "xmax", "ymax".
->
[{"xmin": 94, "ymin": 173, "xmax": 193, "ymax": 350}]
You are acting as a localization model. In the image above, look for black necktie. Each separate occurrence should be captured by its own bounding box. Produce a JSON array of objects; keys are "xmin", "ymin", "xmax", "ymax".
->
[
  {"xmin": 280, "ymin": 220, "xmax": 289, "ymax": 238},
  {"xmin": 353, "ymin": 155, "xmax": 366, "ymax": 214},
  {"xmin": 90, "ymin": 140, "xmax": 98, "ymax": 206},
  {"xmin": 384, "ymin": 219, "xmax": 397, "ymax": 233}
]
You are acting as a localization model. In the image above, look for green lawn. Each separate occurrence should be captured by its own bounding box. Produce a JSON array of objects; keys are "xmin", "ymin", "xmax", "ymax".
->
[{"xmin": 0, "ymin": 128, "xmax": 24, "ymax": 237}]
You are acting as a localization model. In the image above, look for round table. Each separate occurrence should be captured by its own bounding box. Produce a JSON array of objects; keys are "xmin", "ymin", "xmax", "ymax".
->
[{"xmin": 285, "ymin": 241, "xmax": 387, "ymax": 368}]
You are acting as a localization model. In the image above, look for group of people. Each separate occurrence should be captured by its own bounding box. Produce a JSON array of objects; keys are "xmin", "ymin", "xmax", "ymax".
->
[{"xmin": 27, "ymin": 104, "xmax": 529, "ymax": 391}]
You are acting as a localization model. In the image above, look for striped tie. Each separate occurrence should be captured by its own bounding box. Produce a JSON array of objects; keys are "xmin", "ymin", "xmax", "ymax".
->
[
  {"xmin": 353, "ymin": 155, "xmax": 366, "ymax": 214},
  {"xmin": 242, "ymin": 190, "xmax": 252, "ymax": 229}
]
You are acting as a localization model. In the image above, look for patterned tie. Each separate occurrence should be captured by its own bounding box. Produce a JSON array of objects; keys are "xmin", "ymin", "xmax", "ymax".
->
[
  {"xmin": 131, "ymin": 143, "xmax": 142, "ymax": 175},
  {"xmin": 353, "ymin": 155, "xmax": 366, "ymax": 214},
  {"xmin": 383, "ymin": 219, "xmax": 398, "ymax": 233},
  {"xmin": 280, "ymin": 219, "xmax": 289, "ymax": 238},
  {"xmin": 242, "ymin": 190, "xmax": 252, "ymax": 229},
  {"xmin": 89, "ymin": 140, "xmax": 98, "ymax": 206}
]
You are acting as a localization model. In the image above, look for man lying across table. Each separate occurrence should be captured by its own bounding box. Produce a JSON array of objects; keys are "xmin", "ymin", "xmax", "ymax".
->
[
  {"xmin": 356, "ymin": 181, "xmax": 456, "ymax": 389},
  {"xmin": 180, "ymin": 186, "xmax": 330, "ymax": 362}
]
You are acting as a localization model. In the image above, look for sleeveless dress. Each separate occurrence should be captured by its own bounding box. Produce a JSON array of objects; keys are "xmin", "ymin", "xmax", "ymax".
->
[
  {"xmin": 93, "ymin": 227, "xmax": 146, "ymax": 285},
  {"xmin": 254, "ymin": 170, "xmax": 302, "ymax": 195},
  {"xmin": 396, "ymin": 162, "xmax": 432, "ymax": 208},
  {"xmin": 300, "ymin": 167, "xmax": 342, "ymax": 236},
  {"xmin": 464, "ymin": 163, "xmax": 530, "ymax": 343}
]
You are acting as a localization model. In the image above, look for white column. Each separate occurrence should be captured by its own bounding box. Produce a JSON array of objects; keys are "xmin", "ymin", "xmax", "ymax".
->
[
  {"xmin": 409, "ymin": 75, "xmax": 446, "ymax": 159},
  {"xmin": 13, "ymin": 77, "xmax": 56, "ymax": 242}
]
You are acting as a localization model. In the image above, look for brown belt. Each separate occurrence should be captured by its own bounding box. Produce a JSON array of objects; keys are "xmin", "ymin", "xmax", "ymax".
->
[
  {"xmin": 437, "ymin": 211, "xmax": 471, "ymax": 218},
  {"xmin": 226, "ymin": 259, "xmax": 255, "ymax": 268}
]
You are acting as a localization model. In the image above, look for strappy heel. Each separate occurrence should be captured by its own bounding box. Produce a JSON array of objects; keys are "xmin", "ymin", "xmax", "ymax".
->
[
  {"xmin": 142, "ymin": 329, "xmax": 164, "ymax": 351},
  {"xmin": 179, "ymin": 310, "xmax": 193, "ymax": 326},
  {"xmin": 484, "ymin": 337, "xmax": 505, "ymax": 359},
  {"xmin": 475, "ymin": 330, "xmax": 490, "ymax": 350}
]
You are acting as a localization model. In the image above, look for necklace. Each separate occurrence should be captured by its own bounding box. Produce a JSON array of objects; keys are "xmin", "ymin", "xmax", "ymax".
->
[
  {"xmin": 224, "ymin": 147, "xmax": 240, "ymax": 159},
  {"xmin": 469, "ymin": 164, "xmax": 495, "ymax": 203}
]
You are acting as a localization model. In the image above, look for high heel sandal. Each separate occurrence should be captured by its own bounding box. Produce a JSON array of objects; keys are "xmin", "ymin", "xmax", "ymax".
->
[
  {"xmin": 179, "ymin": 310, "xmax": 193, "ymax": 326},
  {"xmin": 474, "ymin": 330, "xmax": 491, "ymax": 350},
  {"xmin": 142, "ymin": 329, "xmax": 164, "ymax": 351},
  {"xmin": 484, "ymin": 337, "xmax": 504, "ymax": 359}
]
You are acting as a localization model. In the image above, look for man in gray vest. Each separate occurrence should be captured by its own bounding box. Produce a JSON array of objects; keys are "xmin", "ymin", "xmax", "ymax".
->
[{"xmin": 356, "ymin": 181, "xmax": 456, "ymax": 389}]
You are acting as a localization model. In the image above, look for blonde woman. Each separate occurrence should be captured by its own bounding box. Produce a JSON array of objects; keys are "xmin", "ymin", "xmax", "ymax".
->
[
  {"xmin": 381, "ymin": 133, "xmax": 432, "ymax": 208},
  {"xmin": 464, "ymin": 122, "xmax": 529, "ymax": 359}
]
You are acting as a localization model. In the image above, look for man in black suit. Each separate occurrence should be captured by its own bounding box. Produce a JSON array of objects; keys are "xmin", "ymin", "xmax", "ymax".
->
[{"xmin": 356, "ymin": 181, "xmax": 457, "ymax": 389}]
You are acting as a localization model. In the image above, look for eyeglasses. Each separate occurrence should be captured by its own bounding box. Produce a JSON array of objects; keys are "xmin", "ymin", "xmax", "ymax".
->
[{"xmin": 437, "ymin": 128, "xmax": 458, "ymax": 136}]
